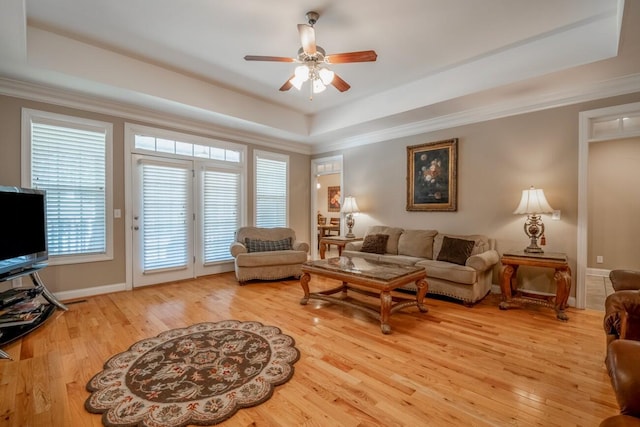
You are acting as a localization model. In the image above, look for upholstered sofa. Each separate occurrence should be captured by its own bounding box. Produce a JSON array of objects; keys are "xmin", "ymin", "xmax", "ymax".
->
[
  {"xmin": 230, "ymin": 227, "xmax": 309, "ymax": 284},
  {"xmin": 342, "ymin": 225, "xmax": 499, "ymax": 304}
]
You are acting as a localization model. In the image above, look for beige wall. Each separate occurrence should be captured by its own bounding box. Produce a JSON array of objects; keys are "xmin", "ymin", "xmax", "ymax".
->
[
  {"xmin": 588, "ymin": 137, "xmax": 640, "ymax": 271},
  {"xmin": 0, "ymin": 94, "xmax": 310, "ymax": 293},
  {"xmin": 334, "ymin": 92, "xmax": 640, "ymax": 295}
]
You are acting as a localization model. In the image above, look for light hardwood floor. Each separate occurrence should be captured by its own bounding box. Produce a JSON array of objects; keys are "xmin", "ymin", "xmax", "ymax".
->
[{"xmin": 0, "ymin": 272, "xmax": 618, "ymax": 426}]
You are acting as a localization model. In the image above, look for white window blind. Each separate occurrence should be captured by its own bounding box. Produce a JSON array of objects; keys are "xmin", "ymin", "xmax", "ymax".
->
[
  {"xmin": 203, "ymin": 169, "xmax": 240, "ymax": 263},
  {"xmin": 30, "ymin": 121, "xmax": 107, "ymax": 257},
  {"xmin": 255, "ymin": 151, "xmax": 288, "ymax": 228},
  {"xmin": 141, "ymin": 163, "xmax": 190, "ymax": 272}
]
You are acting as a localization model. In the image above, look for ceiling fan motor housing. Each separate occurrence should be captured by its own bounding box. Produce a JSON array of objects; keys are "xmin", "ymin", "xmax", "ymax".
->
[{"xmin": 306, "ymin": 11, "xmax": 319, "ymax": 26}]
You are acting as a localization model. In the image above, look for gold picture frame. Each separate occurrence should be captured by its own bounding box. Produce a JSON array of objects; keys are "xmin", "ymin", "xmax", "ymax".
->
[
  {"xmin": 328, "ymin": 186, "xmax": 341, "ymax": 212},
  {"xmin": 406, "ymin": 138, "xmax": 458, "ymax": 211}
]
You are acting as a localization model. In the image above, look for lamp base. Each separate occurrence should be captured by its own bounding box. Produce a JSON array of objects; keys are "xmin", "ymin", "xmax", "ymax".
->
[
  {"xmin": 345, "ymin": 214, "xmax": 355, "ymax": 239},
  {"xmin": 522, "ymin": 215, "xmax": 545, "ymax": 254},
  {"xmin": 524, "ymin": 245, "xmax": 544, "ymax": 254}
]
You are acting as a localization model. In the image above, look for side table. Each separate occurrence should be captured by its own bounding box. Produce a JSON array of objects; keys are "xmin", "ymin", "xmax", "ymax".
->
[
  {"xmin": 499, "ymin": 251, "xmax": 572, "ymax": 321},
  {"xmin": 319, "ymin": 236, "xmax": 363, "ymax": 259}
]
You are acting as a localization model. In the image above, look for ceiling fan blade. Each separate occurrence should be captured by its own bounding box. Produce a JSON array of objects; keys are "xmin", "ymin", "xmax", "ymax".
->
[
  {"xmin": 297, "ymin": 24, "xmax": 317, "ymax": 55},
  {"xmin": 331, "ymin": 73, "xmax": 351, "ymax": 92},
  {"xmin": 325, "ymin": 50, "xmax": 378, "ymax": 64},
  {"xmin": 244, "ymin": 55, "xmax": 295, "ymax": 62},
  {"xmin": 279, "ymin": 76, "xmax": 295, "ymax": 91}
]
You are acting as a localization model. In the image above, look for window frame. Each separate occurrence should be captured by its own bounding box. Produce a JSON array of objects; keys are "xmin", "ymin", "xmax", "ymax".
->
[
  {"xmin": 253, "ymin": 149, "xmax": 289, "ymax": 228},
  {"xmin": 21, "ymin": 108, "xmax": 114, "ymax": 265}
]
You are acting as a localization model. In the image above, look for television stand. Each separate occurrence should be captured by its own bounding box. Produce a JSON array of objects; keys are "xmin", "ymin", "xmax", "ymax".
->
[{"xmin": 0, "ymin": 267, "xmax": 67, "ymax": 359}]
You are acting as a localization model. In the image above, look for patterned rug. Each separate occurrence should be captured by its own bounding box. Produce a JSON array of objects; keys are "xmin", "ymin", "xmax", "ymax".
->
[{"xmin": 85, "ymin": 320, "xmax": 300, "ymax": 427}]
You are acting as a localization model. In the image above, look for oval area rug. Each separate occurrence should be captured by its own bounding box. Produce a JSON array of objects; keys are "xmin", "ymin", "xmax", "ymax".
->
[{"xmin": 85, "ymin": 320, "xmax": 300, "ymax": 427}]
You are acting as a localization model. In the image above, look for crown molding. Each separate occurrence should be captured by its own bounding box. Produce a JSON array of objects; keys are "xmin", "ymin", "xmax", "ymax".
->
[
  {"xmin": 0, "ymin": 77, "xmax": 313, "ymax": 155},
  {"xmin": 313, "ymin": 73, "xmax": 640, "ymax": 154},
  {"xmin": 2, "ymin": 73, "xmax": 639, "ymax": 158}
]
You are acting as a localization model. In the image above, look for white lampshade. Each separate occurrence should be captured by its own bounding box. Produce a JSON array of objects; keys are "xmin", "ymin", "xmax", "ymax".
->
[
  {"xmin": 312, "ymin": 79, "xmax": 326, "ymax": 94},
  {"xmin": 341, "ymin": 196, "xmax": 360, "ymax": 214},
  {"xmin": 318, "ymin": 68, "xmax": 335, "ymax": 85},
  {"xmin": 513, "ymin": 186, "xmax": 554, "ymax": 215},
  {"xmin": 294, "ymin": 65, "xmax": 310, "ymax": 82}
]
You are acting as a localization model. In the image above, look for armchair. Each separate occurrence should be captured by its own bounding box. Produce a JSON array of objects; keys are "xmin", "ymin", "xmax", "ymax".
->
[
  {"xmin": 600, "ymin": 271, "xmax": 640, "ymax": 426},
  {"xmin": 600, "ymin": 340, "xmax": 640, "ymax": 426},
  {"xmin": 230, "ymin": 227, "xmax": 309, "ymax": 284},
  {"xmin": 604, "ymin": 270, "xmax": 640, "ymax": 346}
]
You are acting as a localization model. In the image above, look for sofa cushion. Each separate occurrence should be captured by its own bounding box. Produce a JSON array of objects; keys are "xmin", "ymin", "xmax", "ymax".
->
[
  {"xmin": 436, "ymin": 236, "xmax": 475, "ymax": 265},
  {"xmin": 398, "ymin": 229, "xmax": 438, "ymax": 258},
  {"xmin": 365, "ymin": 226, "xmax": 404, "ymax": 254},
  {"xmin": 416, "ymin": 259, "xmax": 478, "ymax": 285},
  {"xmin": 433, "ymin": 233, "xmax": 491, "ymax": 259},
  {"xmin": 245, "ymin": 237, "xmax": 292, "ymax": 253},
  {"xmin": 235, "ymin": 250, "xmax": 307, "ymax": 267},
  {"xmin": 361, "ymin": 234, "xmax": 389, "ymax": 254}
]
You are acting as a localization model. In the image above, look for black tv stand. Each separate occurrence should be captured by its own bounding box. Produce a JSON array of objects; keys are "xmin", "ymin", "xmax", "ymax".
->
[{"xmin": 0, "ymin": 266, "xmax": 67, "ymax": 359}]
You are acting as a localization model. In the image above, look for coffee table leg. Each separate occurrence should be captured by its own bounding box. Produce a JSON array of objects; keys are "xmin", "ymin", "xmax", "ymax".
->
[
  {"xmin": 300, "ymin": 272, "xmax": 311, "ymax": 305},
  {"xmin": 415, "ymin": 278, "xmax": 429, "ymax": 313},
  {"xmin": 380, "ymin": 291, "xmax": 392, "ymax": 334}
]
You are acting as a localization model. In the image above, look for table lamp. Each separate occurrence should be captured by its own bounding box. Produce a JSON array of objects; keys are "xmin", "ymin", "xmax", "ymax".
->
[
  {"xmin": 513, "ymin": 186, "xmax": 554, "ymax": 254},
  {"xmin": 341, "ymin": 196, "xmax": 360, "ymax": 238}
]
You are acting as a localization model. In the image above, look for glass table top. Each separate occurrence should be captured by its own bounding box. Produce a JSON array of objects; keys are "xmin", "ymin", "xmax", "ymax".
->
[{"xmin": 303, "ymin": 256, "xmax": 423, "ymax": 281}]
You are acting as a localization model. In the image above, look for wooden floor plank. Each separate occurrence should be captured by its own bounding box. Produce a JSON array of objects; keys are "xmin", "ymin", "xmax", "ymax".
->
[{"xmin": 0, "ymin": 273, "xmax": 619, "ymax": 426}]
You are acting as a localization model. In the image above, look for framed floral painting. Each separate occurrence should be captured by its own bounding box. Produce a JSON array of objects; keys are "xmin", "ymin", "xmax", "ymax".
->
[
  {"xmin": 406, "ymin": 138, "xmax": 458, "ymax": 211},
  {"xmin": 328, "ymin": 186, "xmax": 341, "ymax": 212}
]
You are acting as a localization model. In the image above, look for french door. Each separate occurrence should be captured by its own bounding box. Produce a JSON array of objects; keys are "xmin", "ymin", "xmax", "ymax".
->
[
  {"xmin": 132, "ymin": 155, "xmax": 194, "ymax": 286},
  {"xmin": 131, "ymin": 154, "xmax": 241, "ymax": 287}
]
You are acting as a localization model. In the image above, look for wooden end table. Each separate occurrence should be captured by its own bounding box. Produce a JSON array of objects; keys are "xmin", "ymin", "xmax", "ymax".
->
[
  {"xmin": 300, "ymin": 257, "xmax": 429, "ymax": 334},
  {"xmin": 319, "ymin": 236, "xmax": 363, "ymax": 259},
  {"xmin": 499, "ymin": 251, "xmax": 572, "ymax": 321}
]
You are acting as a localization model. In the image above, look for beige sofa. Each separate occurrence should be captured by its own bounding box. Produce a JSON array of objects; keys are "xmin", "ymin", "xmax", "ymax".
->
[
  {"xmin": 342, "ymin": 225, "xmax": 499, "ymax": 304},
  {"xmin": 230, "ymin": 227, "xmax": 309, "ymax": 284}
]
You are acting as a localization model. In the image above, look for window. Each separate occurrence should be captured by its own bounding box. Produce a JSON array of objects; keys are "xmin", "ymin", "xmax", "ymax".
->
[
  {"xmin": 254, "ymin": 150, "xmax": 289, "ymax": 227},
  {"xmin": 22, "ymin": 109, "xmax": 113, "ymax": 264},
  {"xmin": 202, "ymin": 167, "xmax": 241, "ymax": 264}
]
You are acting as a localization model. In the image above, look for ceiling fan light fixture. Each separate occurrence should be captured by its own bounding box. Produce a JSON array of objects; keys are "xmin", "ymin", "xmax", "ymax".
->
[
  {"xmin": 294, "ymin": 65, "xmax": 310, "ymax": 82},
  {"xmin": 289, "ymin": 75, "xmax": 304, "ymax": 90},
  {"xmin": 312, "ymin": 78, "xmax": 326, "ymax": 94},
  {"xmin": 318, "ymin": 67, "xmax": 335, "ymax": 85}
]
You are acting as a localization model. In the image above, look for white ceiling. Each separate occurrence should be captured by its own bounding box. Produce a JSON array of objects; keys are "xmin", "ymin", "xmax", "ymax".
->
[{"xmin": 0, "ymin": 0, "xmax": 635, "ymax": 153}]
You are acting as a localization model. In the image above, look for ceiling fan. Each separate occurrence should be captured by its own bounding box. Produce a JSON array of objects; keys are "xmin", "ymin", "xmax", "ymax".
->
[{"xmin": 244, "ymin": 11, "xmax": 377, "ymax": 98}]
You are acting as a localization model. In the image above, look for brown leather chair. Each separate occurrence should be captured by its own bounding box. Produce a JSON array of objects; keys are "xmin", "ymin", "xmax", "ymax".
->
[
  {"xmin": 600, "ymin": 340, "xmax": 640, "ymax": 426},
  {"xmin": 604, "ymin": 270, "xmax": 640, "ymax": 346}
]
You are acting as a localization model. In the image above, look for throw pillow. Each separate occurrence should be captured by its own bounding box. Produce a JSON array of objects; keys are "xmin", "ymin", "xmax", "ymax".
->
[
  {"xmin": 360, "ymin": 234, "xmax": 389, "ymax": 254},
  {"xmin": 245, "ymin": 237, "xmax": 292, "ymax": 253},
  {"xmin": 436, "ymin": 236, "xmax": 475, "ymax": 265}
]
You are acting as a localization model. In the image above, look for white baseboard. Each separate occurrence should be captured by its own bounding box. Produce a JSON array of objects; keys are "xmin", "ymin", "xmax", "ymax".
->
[
  {"xmin": 54, "ymin": 282, "xmax": 127, "ymax": 302},
  {"xmin": 587, "ymin": 268, "xmax": 610, "ymax": 277}
]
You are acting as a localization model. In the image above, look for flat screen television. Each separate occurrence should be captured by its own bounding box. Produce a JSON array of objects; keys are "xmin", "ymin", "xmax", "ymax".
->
[{"xmin": 0, "ymin": 186, "xmax": 48, "ymax": 280}]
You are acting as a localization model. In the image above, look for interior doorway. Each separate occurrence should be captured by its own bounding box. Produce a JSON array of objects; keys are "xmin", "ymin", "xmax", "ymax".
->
[
  {"xmin": 311, "ymin": 156, "xmax": 343, "ymax": 259},
  {"xmin": 577, "ymin": 101, "xmax": 640, "ymax": 309}
]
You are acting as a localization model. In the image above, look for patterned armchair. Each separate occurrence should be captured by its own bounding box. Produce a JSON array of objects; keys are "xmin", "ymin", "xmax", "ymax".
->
[{"xmin": 230, "ymin": 227, "xmax": 309, "ymax": 284}]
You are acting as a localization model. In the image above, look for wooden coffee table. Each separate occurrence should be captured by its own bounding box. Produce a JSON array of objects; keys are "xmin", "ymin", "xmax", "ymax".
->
[
  {"xmin": 300, "ymin": 257, "xmax": 429, "ymax": 334},
  {"xmin": 319, "ymin": 236, "xmax": 363, "ymax": 259}
]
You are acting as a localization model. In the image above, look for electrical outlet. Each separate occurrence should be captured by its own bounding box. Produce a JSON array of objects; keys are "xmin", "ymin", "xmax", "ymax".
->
[
  {"xmin": 552, "ymin": 210, "xmax": 561, "ymax": 220},
  {"xmin": 596, "ymin": 255, "xmax": 604, "ymax": 264}
]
